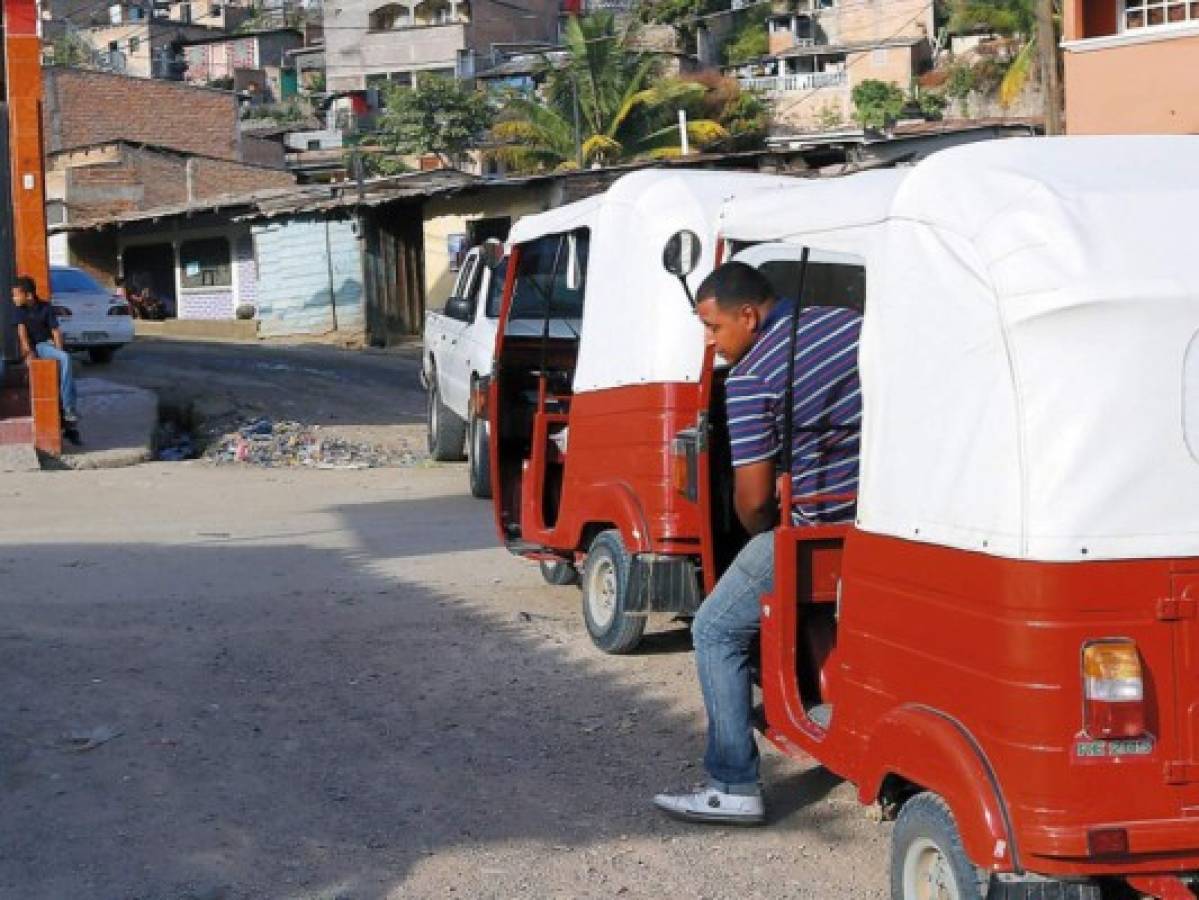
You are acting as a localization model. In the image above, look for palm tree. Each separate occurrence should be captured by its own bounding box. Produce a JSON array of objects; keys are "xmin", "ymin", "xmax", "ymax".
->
[{"xmin": 489, "ymin": 13, "xmax": 729, "ymax": 172}]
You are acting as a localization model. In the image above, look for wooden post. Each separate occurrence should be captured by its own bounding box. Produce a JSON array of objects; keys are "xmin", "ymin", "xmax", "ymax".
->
[{"xmin": 1037, "ymin": 0, "xmax": 1065, "ymax": 135}]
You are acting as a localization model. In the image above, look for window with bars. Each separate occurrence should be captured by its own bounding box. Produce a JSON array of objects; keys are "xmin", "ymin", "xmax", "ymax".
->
[{"xmin": 1124, "ymin": 0, "xmax": 1199, "ymax": 29}]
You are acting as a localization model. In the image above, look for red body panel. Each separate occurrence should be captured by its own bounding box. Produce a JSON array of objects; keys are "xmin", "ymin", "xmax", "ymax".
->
[
  {"xmin": 509, "ymin": 382, "xmax": 704, "ymax": 559},
  {"xmin": 764, "ymin": 527, "xmax": 1199, "ymax": 880}
]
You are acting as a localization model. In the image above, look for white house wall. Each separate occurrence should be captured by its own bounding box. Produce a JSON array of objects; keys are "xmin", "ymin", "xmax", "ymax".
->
[{"xmin": 252, "ymin": 217, "xmax": 366, "ymax": 337}]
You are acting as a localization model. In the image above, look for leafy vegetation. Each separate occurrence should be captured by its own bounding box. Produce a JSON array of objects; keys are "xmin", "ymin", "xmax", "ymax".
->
[
  {"xmin": 723, "ymin": 5, "xmax": 770, "ymax": 66},
  {"xmin": 850, "ymin": 80, "xmax": 906, "ymax": 129},
  {"xmin": 50, "ymin": 34, "xmax": 92, "ymax": 67},
  {"xmin": 489, "ymin": 14, "xmax": 748, "ymax": 172},
  {"xmin": 373, "ymin": 76, "xmax": 495, "ymax": 168},
  {"xmin": 946, "ymin": 0, "xmax": 1034, "ymax": 36},
  {"xmin": 637, "ymin": 0, "xmax": 724, "ymax": 52}
]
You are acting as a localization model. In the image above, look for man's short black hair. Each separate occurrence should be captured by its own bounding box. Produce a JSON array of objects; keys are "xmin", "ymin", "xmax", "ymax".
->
[
  {"xmin": 12, "ymin": 275, "xmax": 37, "ymax": 296},
  {"xmin": 695, "ymin": 261, "xmax": 774, "ymax": 311}
]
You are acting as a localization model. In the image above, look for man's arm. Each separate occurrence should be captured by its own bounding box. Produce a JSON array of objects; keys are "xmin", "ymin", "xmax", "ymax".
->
[
  {"xmin": 734, "ymin": 460, "xmax": 778, "ymax": 535},
  {"xmin": 16, "ymin": 323, "xmax": 33, "ymax": 361},
  {"xmin": 52, "ymin": 326, "xmax": 64, "ymax": 351}
]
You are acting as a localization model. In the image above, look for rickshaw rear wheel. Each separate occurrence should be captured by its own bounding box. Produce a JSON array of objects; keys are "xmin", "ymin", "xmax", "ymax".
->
[
  {"xmin": 540, "ymin": 559, "xmax": 578, "ymax": 586},
  {"xmin": 891, "ymin": 793, "xmax": 985, "ymax": 900},
  {"xmin": 581, "ymin": 530, "xmax": 646, "ymax": 654},
  {"xmin": 426, "ymin": 374, "xmax": 467, "ymax": 462}
]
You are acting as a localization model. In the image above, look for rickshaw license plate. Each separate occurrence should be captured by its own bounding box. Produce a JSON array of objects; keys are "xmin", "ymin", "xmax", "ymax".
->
[{"xmin": 1074, "ymin": 738, "xmax": 1154, "ymax": 760}]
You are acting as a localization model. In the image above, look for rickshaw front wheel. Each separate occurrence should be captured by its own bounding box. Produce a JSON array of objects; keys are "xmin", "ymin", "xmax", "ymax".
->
[
  {"xmin": 892, "ymin": 793, "xmax": 985, "ymax": 900},
  {"xmin": 581, "ymin": 530, "xmax": 646, "ymax": 655}
]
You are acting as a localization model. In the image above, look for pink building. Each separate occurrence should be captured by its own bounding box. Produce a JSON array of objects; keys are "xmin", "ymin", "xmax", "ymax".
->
[{"xmin": 1063, "ymin": 0, "xmax": 1199, "ymax": 133}]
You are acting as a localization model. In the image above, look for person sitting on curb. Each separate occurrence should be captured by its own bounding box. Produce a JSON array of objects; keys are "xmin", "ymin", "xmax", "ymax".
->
[
  {"xmin": 653, "ymin": 262, "xmax": 862, "ymax": 826},
  {"xmin": 12, "ymin": 275, "xmax": 81, "ymax": 443}
]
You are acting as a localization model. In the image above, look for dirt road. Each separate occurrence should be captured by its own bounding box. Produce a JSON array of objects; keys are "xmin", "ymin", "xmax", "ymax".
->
[
  {"xmin": 95, "ymin": 338, "xmax": 428, "ymax": 456},
  {"xmin": 0, "ymin": 464, "xmax": 889, "ymax": 899}
]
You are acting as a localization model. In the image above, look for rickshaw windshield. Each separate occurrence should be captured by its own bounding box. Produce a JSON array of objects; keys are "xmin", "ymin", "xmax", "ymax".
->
[{"xmin": 500, "ymin": 230, "xmax": 589, "ymax": 322}]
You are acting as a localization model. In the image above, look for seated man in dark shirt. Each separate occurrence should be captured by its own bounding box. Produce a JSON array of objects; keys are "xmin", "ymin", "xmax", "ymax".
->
[{"xmin": 12, "ymin": 275, "xmax": 81, "ymax": 431}]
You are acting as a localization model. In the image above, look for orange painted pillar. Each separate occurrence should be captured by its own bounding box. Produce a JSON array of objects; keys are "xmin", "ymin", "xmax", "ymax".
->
[
  {"xmin": 4, "ymin": 0, "xmax": 49, "ymax": 299},
  {"xmin": 28, "ymin": 358, "xmax": 60, "ymax": 454}
]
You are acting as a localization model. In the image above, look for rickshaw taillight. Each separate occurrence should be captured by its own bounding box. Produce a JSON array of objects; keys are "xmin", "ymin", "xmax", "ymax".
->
[{"xmin": 1082, "ymin": 640, "xmax": 1146, "ymax": 739}]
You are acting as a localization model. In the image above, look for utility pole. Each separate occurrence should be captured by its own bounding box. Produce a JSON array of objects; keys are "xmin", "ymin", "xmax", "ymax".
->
[{"xmin": 1037, "ymin": 0, "xmax": 1064, "ymax": 135}]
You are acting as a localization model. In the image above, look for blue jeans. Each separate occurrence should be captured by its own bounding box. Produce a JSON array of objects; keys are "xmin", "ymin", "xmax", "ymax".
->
[
  {"xmin": 692, "ymin": 530, "xmax": 775, "ymax": 793},
  {"xmin": 35, "ymin": 343, "xmax": 77, "ymax": 417}
]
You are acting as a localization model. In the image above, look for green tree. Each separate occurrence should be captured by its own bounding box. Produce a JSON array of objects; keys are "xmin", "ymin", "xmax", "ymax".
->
[
  {"xmin": 638, "ymin": 0, "xmax": 724, "ymax": 53},
  {"xmin": 490, "ymin": 14, "xmax": 731, "ymax": 171},
  {"xmin": 947, "ymin": 0, "xmax": 1034, "ymax": 36},
  {"xmin": 946, "ymin": 0, "xmax": 1053, "ymax": 108},
  {"xmin": 722, "ymin": 6, "xmax": 769, "ymax": 66},
  {"xmin": 51, "ymin": 33, "xmax": 92, "ymax": 67},
  {"xmin": 851, "ymin": 79, "xmax": 905, "ymax": 130},
  {"xmin": 374, "ymin": 75, "xmax": 494, "ymax": 168}
]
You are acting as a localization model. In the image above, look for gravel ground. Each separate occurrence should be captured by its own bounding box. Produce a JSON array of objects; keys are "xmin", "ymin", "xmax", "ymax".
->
[{"xmin": 0, "ymin": 464, "xmax": 890, "ymax": 900}]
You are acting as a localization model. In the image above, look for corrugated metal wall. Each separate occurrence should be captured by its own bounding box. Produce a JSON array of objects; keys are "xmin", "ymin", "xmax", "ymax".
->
[{"xmin": 252, "ymin": 216, "xmax": 365, "ymax": 337}]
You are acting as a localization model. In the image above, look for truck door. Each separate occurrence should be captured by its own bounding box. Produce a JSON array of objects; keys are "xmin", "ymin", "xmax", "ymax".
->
[{"xmin": 438, "ymin": 251, "xmax": 482, "ymax": 415}]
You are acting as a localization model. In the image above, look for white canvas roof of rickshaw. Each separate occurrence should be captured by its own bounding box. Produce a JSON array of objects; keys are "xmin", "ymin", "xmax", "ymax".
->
[
  {"xmin": 506, "ymin": 192, "xmax": 604, "ymax": 247},
  {"xmin": 717, "ymin": 168, "xmax": 910, "ymax": 245}
]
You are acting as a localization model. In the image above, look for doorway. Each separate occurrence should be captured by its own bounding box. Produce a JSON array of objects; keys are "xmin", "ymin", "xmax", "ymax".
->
[{"xmin": 122, "ymin": 243, "xmax": 178, "ymax": 318}]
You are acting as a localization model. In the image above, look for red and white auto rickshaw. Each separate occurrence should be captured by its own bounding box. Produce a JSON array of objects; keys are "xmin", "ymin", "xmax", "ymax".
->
[
  {"xmin": 702, "ymin": 135, "xmax": 1199, "ymax": 898},
  {"xmin": 487, "ymin": 169, "xmax": 793, "ymax": 653}
]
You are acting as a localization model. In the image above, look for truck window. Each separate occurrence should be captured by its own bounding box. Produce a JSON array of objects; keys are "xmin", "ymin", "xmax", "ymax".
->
[{"xmin": 506, "ymin": 230, "xmax": 589, "ymax": 322}]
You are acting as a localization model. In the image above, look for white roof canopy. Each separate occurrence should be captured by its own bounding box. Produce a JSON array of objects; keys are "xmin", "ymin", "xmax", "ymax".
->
[
  {"xmin": 508, "ymin": 169, "xmax": 797, "ymax": 393},
  {"xmin": 722, "ymin": 136, "xmax": 1199, "ymax": 562}
]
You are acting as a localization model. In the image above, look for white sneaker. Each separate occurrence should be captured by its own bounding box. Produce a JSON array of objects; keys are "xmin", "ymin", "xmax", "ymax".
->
[{"xmin": 652, "ymin": 786, "xmax": 766, "ymax": 826}]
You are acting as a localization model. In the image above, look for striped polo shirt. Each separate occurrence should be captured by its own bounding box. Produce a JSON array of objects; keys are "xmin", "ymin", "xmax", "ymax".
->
[{"xmin": 726, "ymin": 302, "xmax": 862, "ymax": 524}]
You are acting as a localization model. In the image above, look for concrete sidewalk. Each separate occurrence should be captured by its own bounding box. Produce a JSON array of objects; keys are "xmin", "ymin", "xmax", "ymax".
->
[{"xmin": 54, "ymin": 377, "xmax": 158, "ymax": 470}]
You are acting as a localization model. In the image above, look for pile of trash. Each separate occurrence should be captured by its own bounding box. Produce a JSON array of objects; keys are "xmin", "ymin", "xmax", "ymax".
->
[{"xmin": 206, "ymin": 417, "xmax": 414, "ymax": 469}]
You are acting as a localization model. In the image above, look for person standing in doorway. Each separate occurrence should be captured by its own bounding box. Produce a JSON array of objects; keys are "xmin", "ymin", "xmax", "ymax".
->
[{"xmin": 12, "ymin": 275, "xmax": 81, "ymax": 441}]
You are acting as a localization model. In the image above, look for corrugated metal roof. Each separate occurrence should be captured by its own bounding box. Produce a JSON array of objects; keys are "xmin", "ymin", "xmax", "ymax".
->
[{"xmin": 52, "ymin": 169, "xmax": 481, "ymax": 233}]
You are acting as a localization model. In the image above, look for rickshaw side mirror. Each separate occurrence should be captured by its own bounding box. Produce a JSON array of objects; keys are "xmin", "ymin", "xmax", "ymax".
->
[
  {"xmin": 480, "ymin": 238, "xmax": 505, "ymax": 269},
  {"xmin": 662, "ymin": 230, "xmax": 702, "ymax": 279}
]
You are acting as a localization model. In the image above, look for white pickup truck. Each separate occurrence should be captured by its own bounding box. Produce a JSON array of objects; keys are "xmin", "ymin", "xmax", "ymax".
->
[
  {"xmin": 421, "ymin": 242, "xmax": 503, "ymax": 498},
  {"xmin": 421, "ymin": 238, "xmax": 586, "ymax": 508}
]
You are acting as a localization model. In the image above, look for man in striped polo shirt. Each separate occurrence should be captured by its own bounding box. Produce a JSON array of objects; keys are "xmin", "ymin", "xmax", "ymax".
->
[{"xmin": 654, "ymin": 261, "xmax": 862, "ymax": 825}]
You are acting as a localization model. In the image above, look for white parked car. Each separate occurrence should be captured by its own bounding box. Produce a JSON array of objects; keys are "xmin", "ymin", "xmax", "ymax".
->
[{"xmin": 49, "ymin": 266, "xmax": 134, "ymax": 364}]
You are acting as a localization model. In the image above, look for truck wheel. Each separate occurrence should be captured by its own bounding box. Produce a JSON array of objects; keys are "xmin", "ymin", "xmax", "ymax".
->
[
  {"xmin": 540, "ymin": 559, "xmax": 577, "ymax": 586},
  {"xmin": 426, "ymin": 375, "xmax": 466, "ymax": 462},
  {"xmin": 581, "ymin": 530, "xmax": 646, "ymax": 655},
  {"xmin": 468, "ymin": 412, "xmax": 492, "ymax": 499},
  {"xmin": 891, "ymin": 793, "xmax": 986, "ymax": 900}
]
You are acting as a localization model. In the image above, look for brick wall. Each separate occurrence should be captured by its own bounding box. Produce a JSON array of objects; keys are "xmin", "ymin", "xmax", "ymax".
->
[
  {"xmin": 178, "ymin": 290, "xmax": 235, "ymax": 320},
  {"xmin": 44, "ymin": 67, "xmax": 241, "ymax": 160},
  {"xmin": 55, "ymin": 143, "xmax": 294, "ymax": 225},
  {"xmin": 189, "ymin": 156, "xmax": 294, "ymax": 197}
]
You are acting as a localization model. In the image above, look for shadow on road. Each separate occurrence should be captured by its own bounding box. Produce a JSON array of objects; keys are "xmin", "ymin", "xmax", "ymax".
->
[{"xmin": 0, "ymin": 498, "xmax": 856, "ymax": 898}]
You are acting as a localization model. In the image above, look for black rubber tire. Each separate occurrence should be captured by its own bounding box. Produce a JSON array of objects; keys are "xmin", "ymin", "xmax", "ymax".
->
[
  {"xmin": 539, "ymin": 559, "xmax": 578, "ymax": 586},
  {"xmin": 580, "ymin": 530, "xmax": 646, "ymax": 655},
  {"xmin": 891, "ymin": 793, "xmax": 986, "ymax": 900},
  {"xmin": 467, "ymin": 411, "xmax": 492, "ymax": 499},
  {"xmin": 87, "ymin": 347, "xmax": 115, "ymax": 364},
  {"xmin": 426, "ymin": 374, "xmax": 466, "ymax": 462}
]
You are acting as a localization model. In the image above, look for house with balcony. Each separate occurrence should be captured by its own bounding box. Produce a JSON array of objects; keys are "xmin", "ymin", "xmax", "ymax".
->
[
  {"xmin": 729, "ymin": 0, "xmax": 934, "ymax": 130},
  {"xmin": 322, "ymin": 0, "xmax": 560, "ymax": 93},
  {"xmin": 179, "ymin": 27, "xmax": 305, "ymax": 98},
  {"xmin": 1062, "ymin": 0, "xmax": 1199, "ymax": 133}
]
